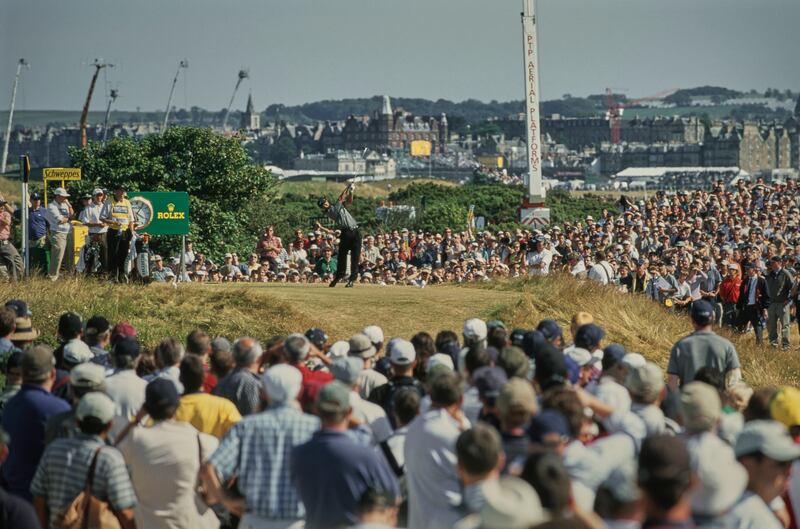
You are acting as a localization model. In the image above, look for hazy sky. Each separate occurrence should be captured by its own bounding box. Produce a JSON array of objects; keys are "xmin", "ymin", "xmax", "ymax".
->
[{"xmin": 1, "ymin": 0, "xmax": 798, "ymax": 112}]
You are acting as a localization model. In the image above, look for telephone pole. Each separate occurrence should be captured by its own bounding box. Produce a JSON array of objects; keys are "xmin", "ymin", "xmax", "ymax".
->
[{"xmin": 1, "ymin": 59, "xmax": 29, "ymax": 174}]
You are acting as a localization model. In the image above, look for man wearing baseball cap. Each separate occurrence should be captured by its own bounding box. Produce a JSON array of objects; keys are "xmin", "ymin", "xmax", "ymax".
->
[
  {"xmin": 292, "ymin": 381, "xmax": 399, "ymax": 529},
  {"xmin": 727, "ymin": 420, "xmax": 800, "ymax": 529},
  {"xmin": 18, "ymin": 191, "xmax": 48, "ymax": 273},
  {"xmin": 201, "ymin": 364, "xmax": 319, "ymax": 528},
  {"xmin": 78, "ymin": 188, "xmax": 109, "ymax": 274},
  {"xmin": 368, "ymin": 338, "xmax": 425, "ymax": 427},
  {"xmin": 348, "ymin": 333, "xmax": 387, "ymax": 401},
  {"xmin": 1, "ymin": 345, "xmax": 70, "ymax": 500},
  {"xmin": 118, "ymin": 379, "xmax": 219, "ymax": 529},
  {"xmin": 31, "ymin": 392, "xmax": 136, "ymax": 529},
  {"xmin": 44, "ymin": 187, "xmax": 74, "ymax": 280},
  {"xmin": 667, "ymin": 298, "xmax": 741, "ymax": 391},
  {"xmin": 330, "ymin": 356, "xmax": 392, "ymax": 445}
]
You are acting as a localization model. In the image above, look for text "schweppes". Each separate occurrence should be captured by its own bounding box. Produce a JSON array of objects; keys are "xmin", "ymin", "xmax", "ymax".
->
[{"xmin": 157, "ymin": 203, "xmax": 185, "ymax": 220}]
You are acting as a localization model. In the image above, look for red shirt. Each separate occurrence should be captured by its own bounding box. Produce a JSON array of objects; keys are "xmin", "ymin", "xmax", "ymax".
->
[
  {"xmin": 202, "ymin": 370, "xmax": 218, "ymax": 394},
  {"xmin": 296, "ymin": 364, "xmax": 333, "ymax": 413},
  {"xmin": 719, "ymin": 276, "xmax": 742, "ymax": 303}
]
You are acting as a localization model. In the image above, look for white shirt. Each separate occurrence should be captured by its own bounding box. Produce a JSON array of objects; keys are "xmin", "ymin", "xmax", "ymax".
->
[
  {"xmin": 570, "ymin": 260, "xmax": 587, "ymax": 277},
  {"xmin": 588, "ymin": 261, "xmax": 614, "ymax": 285},
  {"xmin": 405, "ymin": 408, "xmax": 470, "ymax": 529},
  {"xmin": 45, "ymin": 201, "xmax": 72, "ymax": 234},
  {"xmin": 589, "ymin": 376, "xmax": 631, "ymax": 413},
  {"xmin": 526, "ymin": 250, "xmax": 552, "ymax": 276},
  {"xmin": 105, "ymin": 369, "xmax": 148, "ymax": 441},
  {"xmin": 462, "ymin": 385, "xmax": 482, "ymax": 426},
  {"xmin": 349, "ymin": 391, "xmax": 393, "ymax": 445},
  {"xmin": 118, "ymin": 421, "xmax": 220, "ymax": 529},
  {"xmin": 78, "ymin": 202, "xmax": 108, "ymax": 234},
  {"xmin": 727, "ymin": 491, "xmax": 783, "ymax": 529}
]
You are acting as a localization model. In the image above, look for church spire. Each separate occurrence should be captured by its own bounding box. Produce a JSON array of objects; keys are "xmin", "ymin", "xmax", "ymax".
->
[
  {"xmin": 381, "ymin": 95, "xmax": 392, "ymax": 115},
  {"xmin": 246, "ymin": 93, "xmax": 255, "ymax": 114}
]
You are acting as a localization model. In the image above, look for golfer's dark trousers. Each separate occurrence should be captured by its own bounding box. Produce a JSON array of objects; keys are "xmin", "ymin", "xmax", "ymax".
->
[{"xmin": 336, "ymin": 228, "xmax": 361, "ymax": 282}]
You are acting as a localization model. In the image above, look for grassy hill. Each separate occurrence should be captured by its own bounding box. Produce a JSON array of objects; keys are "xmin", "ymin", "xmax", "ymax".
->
[{"xmin": 0, "ymin": 276, "xmax": 795, "ymax": 387}]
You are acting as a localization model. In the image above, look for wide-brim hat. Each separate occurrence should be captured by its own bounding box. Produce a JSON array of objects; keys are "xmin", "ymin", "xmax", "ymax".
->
[{"xmin": 10, "ymin": 317, "xmax": 39, "ymax": 341}]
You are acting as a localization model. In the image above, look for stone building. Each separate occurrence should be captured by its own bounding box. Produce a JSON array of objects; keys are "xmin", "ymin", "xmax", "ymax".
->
[
  {"xmin": 322, "ymin": 96, "xmax": 448, "ymax": 154},
  {"xmin": 541, "ymin": 115, "xmax": 704, "ymax": 150},
  {"xmin": 240, "ymin": 94, "xmax": 261, "ymax": 131}
]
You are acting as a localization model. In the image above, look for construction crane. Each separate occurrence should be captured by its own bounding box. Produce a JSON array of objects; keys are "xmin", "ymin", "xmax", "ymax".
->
[
  {"xmin": 102, "ymin": 88, "xmax": 119, "ymax": 143},
  {"xmin": 1, "ymin": 58, "xmax": 28, "ymax": 175},
  {"xmin": 163, "ymin": 59, "xmax": 189, "ymax": 132},
  {"xmin": 221, "ymin": 68, "xmax": 249, "ymax": 131},
  {"xmin": 606, "ymin": 87, "xmax": 678, "ymax": 144},
  {"xmin": 80, "ymin": 59, "xmax": 114, "ymax": 148}
]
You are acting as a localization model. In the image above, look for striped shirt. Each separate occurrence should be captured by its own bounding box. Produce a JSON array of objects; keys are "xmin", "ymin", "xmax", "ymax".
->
[
  {"xmin": 208, "ymin": 404, "xmax": 320, "ymax": 520},
  {"xmin": 30, "ymin": 434, "xmax": 137, "ymax": 528}
]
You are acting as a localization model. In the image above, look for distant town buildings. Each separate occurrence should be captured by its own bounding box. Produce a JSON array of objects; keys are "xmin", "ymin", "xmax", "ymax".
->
[
  {"xmin": 293, "ymin": 150, "xmax": 397, "ymax": 177},
  {"xmin": 3, "ymin": 93, "xmax": 799, "ymax": 183}
]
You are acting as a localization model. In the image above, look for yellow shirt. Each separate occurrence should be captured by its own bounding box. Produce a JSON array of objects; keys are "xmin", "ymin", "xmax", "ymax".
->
[{"xmin": 174, "ymin": 393, "xmax": 242, "ymax": 439}]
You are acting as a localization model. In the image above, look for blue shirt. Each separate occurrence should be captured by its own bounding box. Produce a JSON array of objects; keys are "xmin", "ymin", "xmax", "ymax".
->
[
  {"xmin": 208, "ymin": 404, "xmax": 319, "ymax": 520},
  {"xmin": 29, "ymin": 206, "xmax": 48, "ymax": 239},
  {"xmin": 1, "ymin": 384, "xmax": 71, "ymax": 499},
  {"xmin": 13, "ymin": 207, "xmax": 48, "ymax": 240},
  {"xmin": 291, "ymin": 429, "xmax": 399, "ymax": 529}
]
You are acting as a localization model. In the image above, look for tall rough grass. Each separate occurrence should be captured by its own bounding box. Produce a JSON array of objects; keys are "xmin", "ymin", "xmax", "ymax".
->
[
  {"xmin": 0, "ymin": 277, "xmax": 314, "ymax": 350},
  {"xmin": 483, "ymin": 275, "xmax": 799, "ymax": 388},
  {"xmin": 0, "ymin": 274, "xmax": 795, "ymax": 387}
]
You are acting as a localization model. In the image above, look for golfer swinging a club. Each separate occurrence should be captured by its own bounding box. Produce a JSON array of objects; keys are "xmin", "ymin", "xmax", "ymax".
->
[{"xmin": 316, "ymin": 183, "xmax": 361, "ymax": 288}]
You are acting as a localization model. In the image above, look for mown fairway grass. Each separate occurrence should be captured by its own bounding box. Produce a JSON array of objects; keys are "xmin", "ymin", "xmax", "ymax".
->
[{"xmin": 2, "ymin": 275, "xmax": 797, "ymax": 387}]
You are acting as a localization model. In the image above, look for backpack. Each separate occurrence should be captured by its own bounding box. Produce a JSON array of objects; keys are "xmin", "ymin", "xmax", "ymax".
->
[
  {"xmin": 55, "ymin": 447, "xmax": 121, "ymax": 529},
  {"xmin": 381, "ymin": 378, "xmax": 424, "ymax": 428}
]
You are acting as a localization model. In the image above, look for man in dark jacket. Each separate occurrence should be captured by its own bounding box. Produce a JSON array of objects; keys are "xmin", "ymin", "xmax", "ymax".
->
[
  {"xmin": 764, "ymin": 255, "xmax": 793, "ymax": 348},
  {"xmin": 737, "ymin": 264, "xmax": 769, "ymax": 345}
]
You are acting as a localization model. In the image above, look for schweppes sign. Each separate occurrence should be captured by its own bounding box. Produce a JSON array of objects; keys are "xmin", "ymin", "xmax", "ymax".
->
[
  {"xmin": 157, "ymin": 203, "xmax": 186, "ymax": 220},
  {"xmin": 128, "ymin": 191, "xmax": 190, "ymax": 236}
]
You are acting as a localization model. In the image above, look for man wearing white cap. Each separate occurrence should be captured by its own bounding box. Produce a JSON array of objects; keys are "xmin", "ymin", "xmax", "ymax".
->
[
  {"xmin": 368, "ymin": 339, "xmax": 425, "ymax": 428},
  {"xmin": 330, "ymin": 356, "xmax": 392, "ymax": 445},
  {"xmin": 31, "ymin": 392, "xmax": 137, "ymax": 529},
  {"xmin": 44, "ymin": 187, "xmax": 74, "ymax": 280},
  {"xmin": 727, "ymin": 420, "xmax": 800, "ymax": 529},
  {"xmin": 201, "ymin": 364, "xmax": 320, "ymax": 529},
  {"xmin": 78, "ymin": 188, "xmax": 108, "ymax": 273}
]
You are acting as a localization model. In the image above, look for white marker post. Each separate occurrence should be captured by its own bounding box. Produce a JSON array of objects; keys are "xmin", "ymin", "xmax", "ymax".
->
[{"xmin": 519, "ymin": 0, "xmax": 550, "ymax": 227}]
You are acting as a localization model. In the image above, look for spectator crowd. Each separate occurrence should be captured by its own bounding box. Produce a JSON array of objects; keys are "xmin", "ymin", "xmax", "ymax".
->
[{"xmin": 0, "ymin": 291, "xmax": 798, "ymax": 529}]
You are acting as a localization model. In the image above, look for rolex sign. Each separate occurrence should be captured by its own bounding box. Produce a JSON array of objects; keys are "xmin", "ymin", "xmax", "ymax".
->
[{"xmin": 128, "ymin": 192, "xmax": 190, "ymax": 236}]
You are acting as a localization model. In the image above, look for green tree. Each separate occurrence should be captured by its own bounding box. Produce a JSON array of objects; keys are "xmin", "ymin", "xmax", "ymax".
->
[
  {"xmin": 271, "ymin": 137, "xmax": 297, "ymax": 168},
  {"xmin": 68, "ymin": 126, "xmax": 277, "ymax": 259}
]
